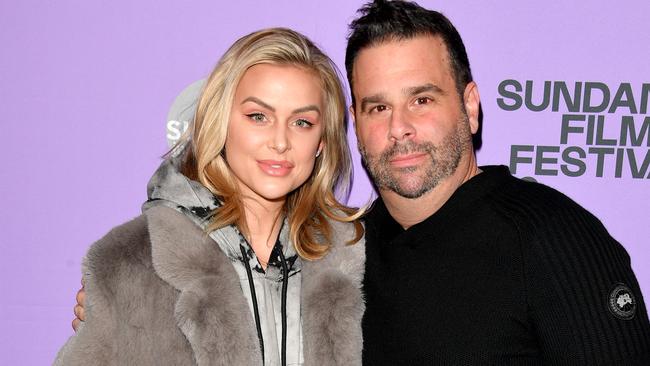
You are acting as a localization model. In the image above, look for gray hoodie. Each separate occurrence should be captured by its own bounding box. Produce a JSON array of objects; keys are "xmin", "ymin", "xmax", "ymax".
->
[{"xmin": 142, "ymin": 156, "xmax": 304, "ymax": 366}]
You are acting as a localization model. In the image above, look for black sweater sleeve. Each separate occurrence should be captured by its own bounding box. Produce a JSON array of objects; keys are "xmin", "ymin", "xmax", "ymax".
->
[{"xmin": 514, "ymin": 185, "xmax": 650, "ymax": 365}]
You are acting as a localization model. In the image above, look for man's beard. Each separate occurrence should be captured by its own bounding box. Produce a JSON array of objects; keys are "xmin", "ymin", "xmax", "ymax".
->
[{"xmin": 359, "ymin": 115, "xmax": 471, "ymax": 199}]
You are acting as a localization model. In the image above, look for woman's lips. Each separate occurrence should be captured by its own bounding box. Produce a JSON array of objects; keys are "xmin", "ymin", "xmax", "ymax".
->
[{"xmin": 257, "ymin": 160, "xmax": 294, "ymax": 176}]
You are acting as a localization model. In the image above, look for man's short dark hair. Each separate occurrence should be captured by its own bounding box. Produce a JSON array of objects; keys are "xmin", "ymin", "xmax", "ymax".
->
[{"xmin": 345, "ymin": 0, "xmax": 473, "ymax": 107}]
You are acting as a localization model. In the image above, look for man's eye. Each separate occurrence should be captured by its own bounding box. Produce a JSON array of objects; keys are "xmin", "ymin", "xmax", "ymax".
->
[
  {"xmin": 371, "ymin": 105, "xmax": 387, "ymax": 113},
  {"xmin": 246, "ymin": 113, "xmax": 267, "ymax": 123},
  {"xmin": 415, "ymin": 97, "xmax": 432, "ymax": 105},
  {"xmin": 295, "ymin": 119, "xmax": 314, "ymax": 128}
]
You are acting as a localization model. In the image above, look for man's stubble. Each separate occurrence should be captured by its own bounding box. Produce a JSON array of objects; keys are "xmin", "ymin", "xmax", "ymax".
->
[{"xmin": 359, "ymin": 114, "xmax": 472, "ymax": 199}]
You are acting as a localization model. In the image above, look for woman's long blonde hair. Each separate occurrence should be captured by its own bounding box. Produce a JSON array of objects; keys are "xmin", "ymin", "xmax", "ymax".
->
[{"xmin": 177, "ymin": 28, "xmax": 363, "ymax": 260}]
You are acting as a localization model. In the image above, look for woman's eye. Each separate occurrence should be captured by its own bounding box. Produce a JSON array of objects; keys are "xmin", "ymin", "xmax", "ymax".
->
[
  {"xmin": 295, "ymin": 119, "xmax": 314, "ymax": 128},
  {"xmin": 246, "ymin": 113, "xmax": 267, "ymax": 123}
]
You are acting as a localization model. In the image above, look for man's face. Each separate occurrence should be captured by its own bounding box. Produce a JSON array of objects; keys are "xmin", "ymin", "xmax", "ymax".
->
[{"xmin": 351, "ymin": 35, "xmax": 478, "ymax": 198}]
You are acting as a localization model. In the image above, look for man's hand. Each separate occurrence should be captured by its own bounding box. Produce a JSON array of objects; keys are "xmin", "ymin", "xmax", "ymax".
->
[{"xmin": 72, "ymin": 281, "xmax": 85, "ymax": 332}]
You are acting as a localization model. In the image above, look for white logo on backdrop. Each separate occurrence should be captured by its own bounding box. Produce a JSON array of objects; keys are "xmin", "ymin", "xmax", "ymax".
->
[{"xmin": 166, "ymin": 79, "xmax": 206, "ymax": 147}]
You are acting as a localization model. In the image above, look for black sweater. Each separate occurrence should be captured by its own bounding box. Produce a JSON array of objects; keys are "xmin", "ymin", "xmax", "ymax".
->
[{"xmin": 362, "ymin": 166, "xmax": 650, "ymax": 365}]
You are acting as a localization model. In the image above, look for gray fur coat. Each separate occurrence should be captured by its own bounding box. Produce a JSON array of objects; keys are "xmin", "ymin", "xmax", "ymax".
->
[{"xmin": 54, "ymin": 206, "xmax": 365, "ymax": 365}]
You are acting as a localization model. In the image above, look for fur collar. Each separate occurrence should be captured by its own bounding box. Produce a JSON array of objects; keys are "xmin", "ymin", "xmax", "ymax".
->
[{"xmin": 146, "ymin": 206, "xmax": 365, "ymax": 365}]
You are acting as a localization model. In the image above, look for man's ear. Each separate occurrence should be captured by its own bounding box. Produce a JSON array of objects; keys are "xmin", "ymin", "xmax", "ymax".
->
[
  {"xmin": 463, "ymin": 81, "xmax": 480, "ymax": 134},
  {"xmin": 349, "ymin": 104, "xmax": 357, "ymax": 129},
  {"xmin": 348, "ymin": 105, "xmax": 361, "ymax": 149},
  {"xmin": 349, "ymin": 104, "xmax": 363, "ymax": 149}
]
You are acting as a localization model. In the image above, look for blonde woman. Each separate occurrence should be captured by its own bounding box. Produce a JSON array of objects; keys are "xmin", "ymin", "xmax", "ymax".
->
[{"xmin": 55, "ymin": 28, "xmax": 365, "ymax": 366}]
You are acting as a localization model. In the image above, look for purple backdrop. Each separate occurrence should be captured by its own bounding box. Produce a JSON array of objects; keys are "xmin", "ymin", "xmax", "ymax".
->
[{"xmin": 2, "ymin": 1, "xmax": 648, "ymax": 364}]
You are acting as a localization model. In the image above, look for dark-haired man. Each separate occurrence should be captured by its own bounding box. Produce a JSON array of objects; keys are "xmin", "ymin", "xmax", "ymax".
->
[
  {"xmin": 346, "ymin": 0, "xmax": 650, "ymax": 364},
  {"xmin": 70, "ymin": 1, "xmax": 650, "ymax": 364}
]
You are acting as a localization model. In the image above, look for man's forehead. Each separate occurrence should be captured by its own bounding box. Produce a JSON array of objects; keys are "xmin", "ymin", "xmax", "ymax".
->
[
  {"xmin": 351, "ymin": 34, "xmax": 452, "ymax": 92},
  {"xmin": 354, "ymin": 34, "xmax": 447, "ymax": 63}
]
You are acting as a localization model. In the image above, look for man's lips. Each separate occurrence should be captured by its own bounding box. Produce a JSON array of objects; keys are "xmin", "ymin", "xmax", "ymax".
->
[
  {"xmin": 257, "ymin": 160, "xmax": 295, "ymax": 176},
  {"xmin": 389, "ymin": 153, "xmax": 427, "ymax": 167}
]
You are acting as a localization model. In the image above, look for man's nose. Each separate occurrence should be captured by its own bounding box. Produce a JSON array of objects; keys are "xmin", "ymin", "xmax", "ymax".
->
[{"xmin": 388, "ymin": 107, "xmax": 416, "ymax": 142}]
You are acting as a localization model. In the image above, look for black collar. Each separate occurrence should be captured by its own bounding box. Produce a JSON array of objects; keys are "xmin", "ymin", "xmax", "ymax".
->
[{"xmin": 364, "ymin": 165, "xmax": 512, "ymax": 245}]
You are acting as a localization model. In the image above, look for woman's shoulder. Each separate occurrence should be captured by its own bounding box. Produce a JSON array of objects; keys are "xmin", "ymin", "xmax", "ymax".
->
[
  {"xmin": 83, "ymin": 214, "xmax": 153, "ymax": 287},
  {"xmin": 327, "ymin": 216, "xmax": 365, "ymax": 247},
  {"xmin": 81, "ymin": 206, "xmax": 206, "ymax": 301},
  {"xmin": 308, "ymin": 216, "xmax": 365, "ymax": 279}
]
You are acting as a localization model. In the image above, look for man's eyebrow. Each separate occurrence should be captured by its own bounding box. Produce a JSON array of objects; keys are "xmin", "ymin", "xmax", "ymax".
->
[
  {"xmin": 404, "ymin": 83, "xmax": 445, "ymax": 96},
  {"xmin": 241, "ymin": 96, "xmax": 275, "ymax": 112},
  {"xmin": 360, "ymin": 93, "xmax": 387, "ymax": 111}
]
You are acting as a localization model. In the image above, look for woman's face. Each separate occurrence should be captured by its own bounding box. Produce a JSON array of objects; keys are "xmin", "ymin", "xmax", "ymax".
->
[{"xmin": 225, "ymin": 63, "xmax": 325, "ymax": 204}]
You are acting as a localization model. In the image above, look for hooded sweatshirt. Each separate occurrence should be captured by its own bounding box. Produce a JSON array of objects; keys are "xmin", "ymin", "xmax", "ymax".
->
[{"xmin": 142, "ymin": 156, "xmax": 303, "ymax": 366}]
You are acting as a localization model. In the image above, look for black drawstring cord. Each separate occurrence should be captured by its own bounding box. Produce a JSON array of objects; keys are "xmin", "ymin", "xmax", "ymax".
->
[
  {"xmin": 278, "ymin": 247, "xmax": 289, "ymax": 366},
  {"xmin": 240, "ymin": 244, "xmax": 265, "ymax": 365}
]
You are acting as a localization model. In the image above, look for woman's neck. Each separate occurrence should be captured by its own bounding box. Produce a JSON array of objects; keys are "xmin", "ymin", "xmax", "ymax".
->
[{"xmin": 240, "ymin": 197, "xmax": 285, "ymax": 269}]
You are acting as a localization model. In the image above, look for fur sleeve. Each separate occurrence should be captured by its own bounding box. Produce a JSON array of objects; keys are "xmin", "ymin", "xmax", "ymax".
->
[{"xmin": 54, "ymin": 215, "xmax": 149, "ymax": 365}]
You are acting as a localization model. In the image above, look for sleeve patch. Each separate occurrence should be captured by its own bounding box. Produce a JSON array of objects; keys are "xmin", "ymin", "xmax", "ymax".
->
[{"xmin": 608, "ymin": 283, "xmax": 637, "ymax": 320}]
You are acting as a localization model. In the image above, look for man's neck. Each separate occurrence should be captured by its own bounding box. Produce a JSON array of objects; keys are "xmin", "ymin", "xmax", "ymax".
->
[{"xmin": 380, "ymin": 155, "xmax": 480, "ymax": 229}]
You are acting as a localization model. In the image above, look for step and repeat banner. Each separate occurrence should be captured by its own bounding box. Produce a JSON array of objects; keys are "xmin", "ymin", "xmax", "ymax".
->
[{"xmin": 2, "ymin": 0, "xmax": 648, "ymax": 363}]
